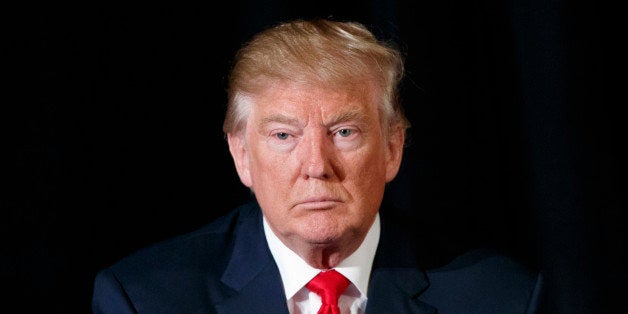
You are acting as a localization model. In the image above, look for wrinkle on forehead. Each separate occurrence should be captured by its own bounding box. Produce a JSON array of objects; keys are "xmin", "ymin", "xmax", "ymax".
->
[
  {"xmin": 246, "ymin": 79, "xmax": 383, "ymax": 133},
  {"xmin": 255, "ymin": 78, "xmax": 378, "ymax": 103}
]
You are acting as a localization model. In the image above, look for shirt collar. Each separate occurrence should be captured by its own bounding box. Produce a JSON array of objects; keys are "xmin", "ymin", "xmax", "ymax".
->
[{"xmin": 263, "ymin": 213, "xmax": 380, "ymax": 300}]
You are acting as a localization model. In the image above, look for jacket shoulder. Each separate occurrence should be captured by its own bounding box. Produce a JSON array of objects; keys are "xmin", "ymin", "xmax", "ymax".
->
[
  {"xmin": 93, "ymin": 202, "xmax": 261, "ymax": 313},
  {"xmin": 110, "ymin": 203, "xmax": 258, "ymax": 271},
  {"xmin": 420, "ymin": 248, "xmax": 544, "ymax": 314}
]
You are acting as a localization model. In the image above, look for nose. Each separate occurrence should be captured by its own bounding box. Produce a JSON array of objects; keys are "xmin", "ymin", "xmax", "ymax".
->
[{"xmin": 300, "ymin": 131, "xmax": 333, "ymax": 179}]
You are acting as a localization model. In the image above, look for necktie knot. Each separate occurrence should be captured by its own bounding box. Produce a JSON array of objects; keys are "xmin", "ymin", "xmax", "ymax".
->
[{"xmin": 306, "ymin": 269, "xmax": 350, "ymax": 314}]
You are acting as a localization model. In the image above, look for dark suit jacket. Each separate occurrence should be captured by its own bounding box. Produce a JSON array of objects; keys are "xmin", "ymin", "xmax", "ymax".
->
[{"xmin": 92, "ymin": 201, "xmax": 545, "ymax": 313}]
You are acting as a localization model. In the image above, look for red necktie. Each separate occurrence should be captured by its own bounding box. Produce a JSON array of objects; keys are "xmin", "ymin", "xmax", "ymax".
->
[{"xmin": 306, "ymin": 269, "xmax": 350, "ymax": 314}]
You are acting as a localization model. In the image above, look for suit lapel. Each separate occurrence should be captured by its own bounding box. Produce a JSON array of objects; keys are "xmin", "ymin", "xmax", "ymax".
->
[
  {"xmin": 365, "ymin": 210, "xmax": 437, "ymax": 314},
  {"xmin": 366, "ymin": 269, "xmax": 435, "ymax": 314},
  {"xmin": 214, "ymin": 262, "xmax": 289, "ymax": 314},
  {"xmin": 214, "ymin": 204, "xmax": 289, "ymax": 314}
]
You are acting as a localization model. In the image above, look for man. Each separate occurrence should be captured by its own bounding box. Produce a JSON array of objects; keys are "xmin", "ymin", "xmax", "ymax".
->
[{"xmin": 92, "ymin": 18, "xmax": 544, "ymax": 313}]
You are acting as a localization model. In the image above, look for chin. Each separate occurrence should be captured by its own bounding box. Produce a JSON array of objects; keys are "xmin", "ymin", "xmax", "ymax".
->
[
  {"xmin": 303, "ymin": 233, "xmax": 341, "ymax": 245},
  {"xmin": 297, "ymin": 224, "xmax": 345, "ymax": 246}
]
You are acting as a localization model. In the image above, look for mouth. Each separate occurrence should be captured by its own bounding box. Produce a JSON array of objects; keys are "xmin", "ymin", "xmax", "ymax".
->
[{"xmin": 295, "ymin": 197, "xmax": 342, "ymax": 210}]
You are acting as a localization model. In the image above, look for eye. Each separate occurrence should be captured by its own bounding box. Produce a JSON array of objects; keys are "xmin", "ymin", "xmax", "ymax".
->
[
  {"xmin": 275, "ymin": 132, "xmax": 290, "ymax": 140},
  {"xmin": 336, "ymin": 128, "xmax": 353, "ymax": 137}
]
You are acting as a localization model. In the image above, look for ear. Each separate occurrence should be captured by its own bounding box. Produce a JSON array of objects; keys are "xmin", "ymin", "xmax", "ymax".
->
[
  {"xmin": 384, "ymin": 126, "xmax": 405, "ymax": 182},
  {"xmin": 227, "ymin": 133, "xmax": 253, "ymax": 188}
]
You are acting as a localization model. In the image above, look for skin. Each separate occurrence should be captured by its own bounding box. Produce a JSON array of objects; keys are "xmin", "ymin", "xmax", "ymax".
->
[{"xmin": 227, "ymin": 80, "xmax": 405, "ymax": 269}]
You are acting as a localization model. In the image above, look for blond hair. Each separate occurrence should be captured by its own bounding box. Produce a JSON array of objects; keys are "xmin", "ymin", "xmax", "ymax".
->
[{"xmin": 223, "ymin": 18, "xmax": 410, "ymax": 138}]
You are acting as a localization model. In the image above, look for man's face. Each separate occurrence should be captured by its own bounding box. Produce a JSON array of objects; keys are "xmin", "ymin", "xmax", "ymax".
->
[{"xmin": 228, "ymin": 81, "xmax": 404, "ymax": 252}]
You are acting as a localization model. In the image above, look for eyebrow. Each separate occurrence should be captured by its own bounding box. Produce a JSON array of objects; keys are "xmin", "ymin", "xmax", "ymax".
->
[
  {"xmin": 258, "ymin": 109, "xmax": 371, "ymax": 130},
  {"xmin": 260, "ymin": 114, "xmax": 300, "ymax": 128},
  {"xmin": 325, "ymin": 110, "xmax": 370, "ymax": 128}
]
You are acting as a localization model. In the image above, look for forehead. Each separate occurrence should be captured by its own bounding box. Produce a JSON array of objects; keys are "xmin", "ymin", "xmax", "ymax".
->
[{"xmin": 251, "ymin": 80, "xmax": 379, "ymax": 118}]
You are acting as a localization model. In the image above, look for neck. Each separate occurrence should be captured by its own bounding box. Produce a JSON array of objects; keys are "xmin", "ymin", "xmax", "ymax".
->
[
  {"xmin": 262, "ymin": 215, "xmax": 378, "ymax": 270},
  {"xmin": 277, "ymin": 229, "xmax": 368, "ymax": 269},
  {"xmin": 294, "ymin": 242, "xmax": 361, "ymax": 269}
]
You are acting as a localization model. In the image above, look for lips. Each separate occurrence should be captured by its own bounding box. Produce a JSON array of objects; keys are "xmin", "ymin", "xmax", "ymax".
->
[
  {"xmin": 294, "ymin": 197, "xmax": 342, "ymax": 210},
  {"xmin": 301, "ymin": 196, "xmax": 340, "ymax": 203},
  {"xmin": 292, "ymin": 185, "xmax": 347, "ymax": 209}
]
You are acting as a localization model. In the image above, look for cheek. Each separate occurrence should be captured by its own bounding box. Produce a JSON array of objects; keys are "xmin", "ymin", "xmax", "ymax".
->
[
  {"xmin": 248, "ymin": 149, "xmax": 293, "ymax": 189},
  {"xmin": 353, "ymin": 148, "xmax": 388, "ymax": 179}
]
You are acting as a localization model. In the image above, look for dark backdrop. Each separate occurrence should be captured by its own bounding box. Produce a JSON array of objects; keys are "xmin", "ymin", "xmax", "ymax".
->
[{"xmin": 5, "ymin": 0, "xmax": 623, "ymax": 313}]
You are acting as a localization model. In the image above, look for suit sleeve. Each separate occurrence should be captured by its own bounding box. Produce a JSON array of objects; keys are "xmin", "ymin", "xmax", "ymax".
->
[{"xmin": 92, "ymin": 268, "xmax": 137, "ymax": 314}]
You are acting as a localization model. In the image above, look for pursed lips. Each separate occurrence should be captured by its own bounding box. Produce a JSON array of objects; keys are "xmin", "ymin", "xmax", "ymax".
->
[{"xmin": 294, "ymin": 197, "xmax": 343, "ymax": 210}]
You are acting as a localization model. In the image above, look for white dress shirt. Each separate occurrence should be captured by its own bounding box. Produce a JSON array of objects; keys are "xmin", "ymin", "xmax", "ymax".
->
[{"xmin": 263, "ymin": 214, "xmax": 381, "ymax": 314}]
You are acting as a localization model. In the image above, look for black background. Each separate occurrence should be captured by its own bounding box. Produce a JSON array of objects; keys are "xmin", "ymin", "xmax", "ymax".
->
[{"xmin": 5, "ymin": 0, "xmax": 624, "ymax": 313}]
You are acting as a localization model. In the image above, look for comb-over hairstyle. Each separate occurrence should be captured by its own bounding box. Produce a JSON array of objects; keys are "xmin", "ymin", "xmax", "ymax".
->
[{"xmin": 223, "ymin": 18, "xmax": 410, "ymax": 138}]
